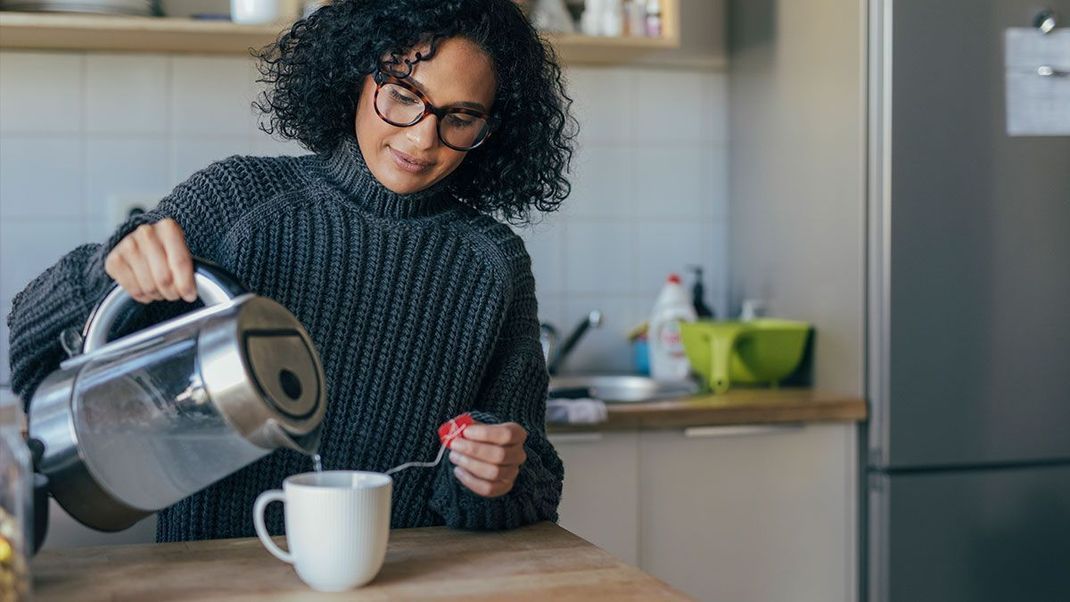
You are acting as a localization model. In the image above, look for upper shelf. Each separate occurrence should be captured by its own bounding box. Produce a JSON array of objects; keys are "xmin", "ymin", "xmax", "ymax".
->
[{"xmin": 0, "ymin": 5, "xmax": 681, "ymax": 65}]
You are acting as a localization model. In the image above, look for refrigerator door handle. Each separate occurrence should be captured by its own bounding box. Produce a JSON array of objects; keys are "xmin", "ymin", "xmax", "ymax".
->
[{"xmin": 1037, "ymin": 65, "xmax": 1069, "ymax": 77}]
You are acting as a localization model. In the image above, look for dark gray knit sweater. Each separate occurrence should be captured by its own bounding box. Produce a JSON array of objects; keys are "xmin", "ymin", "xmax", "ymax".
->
[{"xmin": 6, "ymin": 135, "xmax": 563, "ymax": 541}]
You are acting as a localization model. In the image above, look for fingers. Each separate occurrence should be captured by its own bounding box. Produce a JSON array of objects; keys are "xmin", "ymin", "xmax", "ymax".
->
[
  {"xmin": 450, "ymin": 437, "xmax": 526, "ymax": 466},
  {"xmin": 157, "ymin": 220, "xmax": 196, "ymax": 302},
  {"xmin": 449, "ymin": 422, "xmax": 529, "ymax": 498},
  {"xmin": 104, "ymin": 253, "xmax": 145, "ymax": 302},
  {"xmin": 113, "ymin": 233, "xmax": 159, "ymax": 304},
  {"xmin": 449, "ymin": 449, "xmax": 522, "ymax": 482},
  {"xmin": 453, "ymin": 466, "xmax": 512, "ymax": 498},
  {"xmin": 462, "ymin": 422, "xmax": 527, "ymax": 446},
  {"xmin": 103, "ymin": 218, "xmax": 195, "ymax": 304},
  {"xmin": 135, "ymin": 225, "xmax": 180, "ymax": 301}
]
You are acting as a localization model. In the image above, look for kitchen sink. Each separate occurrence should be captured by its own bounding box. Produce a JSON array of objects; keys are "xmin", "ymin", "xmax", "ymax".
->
[{"xmin": 548, "ymin": 375, "xmax": 699, "ymax": 403}]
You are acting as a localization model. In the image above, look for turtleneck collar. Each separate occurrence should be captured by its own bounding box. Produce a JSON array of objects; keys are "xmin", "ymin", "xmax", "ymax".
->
[{"xmin": 319, "ymin": 135, "xmax": 456, "ymax": 219}]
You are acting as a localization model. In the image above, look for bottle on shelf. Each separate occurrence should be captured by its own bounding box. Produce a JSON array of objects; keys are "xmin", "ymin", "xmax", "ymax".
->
[
  {"xmin": 624, "ymin": 0, "xmax": 646, "ymax": 37},
  {"xmin": 0, "ymin": 389, "xmax": 32, "ymax": 599},
  {"xmin": 644, "ymin": 0, "xmax": 662, "ymax": 38},
  {"xmin": 580, "ymin": 0, "xmax": 603, "ymax": 35},
  {"xmin": 601, "ymin": 0, "xmax": 623, "ymax": 37},
  {"xmin": 580, "ymin": 0, "xmax": 624, "ymax": 37}
]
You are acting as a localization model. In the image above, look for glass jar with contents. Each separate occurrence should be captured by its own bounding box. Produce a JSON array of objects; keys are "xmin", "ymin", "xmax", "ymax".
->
[{"xmin": 0, "ymin": 387, "xmax": 31, "ymax": 601}]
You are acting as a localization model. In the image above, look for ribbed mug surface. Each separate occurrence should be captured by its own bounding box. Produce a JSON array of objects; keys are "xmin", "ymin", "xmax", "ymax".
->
[{"xmin": 258, "ymin": 470, "xmax": 392, "ymax": 592}]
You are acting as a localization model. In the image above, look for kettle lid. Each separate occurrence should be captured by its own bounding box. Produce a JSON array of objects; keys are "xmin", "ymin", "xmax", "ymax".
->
[
  {"xmin": 200, "ymin": 296, "xmax": 327, "ymax": 452},
  {"xmin": 244, "ymin": 329, "xmax": 321, "ymax": 420}
]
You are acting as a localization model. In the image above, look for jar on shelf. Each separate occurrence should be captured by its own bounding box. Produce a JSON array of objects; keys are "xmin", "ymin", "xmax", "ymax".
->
[{"xmin": 0, "ymin": 387, "xmax": 31, "ymax": 601}]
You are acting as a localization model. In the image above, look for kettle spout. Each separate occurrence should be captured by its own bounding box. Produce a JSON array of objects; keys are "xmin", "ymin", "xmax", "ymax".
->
[
  {"xmin": 250, "ymin": 419, "xmax": 323, "ymax": 455},
  {"xmin": 287, "ymin": 428, "xmax": 323, "ymax": 455}
]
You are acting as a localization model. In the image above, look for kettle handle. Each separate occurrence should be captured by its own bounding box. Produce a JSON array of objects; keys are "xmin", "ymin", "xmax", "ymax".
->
[{"xmin": 80, "ymin": 257, "xmax": 247, "ymax": 354}]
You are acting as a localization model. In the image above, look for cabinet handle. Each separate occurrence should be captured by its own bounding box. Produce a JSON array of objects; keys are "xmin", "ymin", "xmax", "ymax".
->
[
  {"xmin": 548, "ymin": 432, "xmax": 605, "ymax": 444},
  {"xmin": 683, "ymin": 424, "xmax": 804, "ymax": 438}
]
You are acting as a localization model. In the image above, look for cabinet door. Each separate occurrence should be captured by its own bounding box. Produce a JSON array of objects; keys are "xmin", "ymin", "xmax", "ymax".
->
[
  {"xmin": 549, "ymin": 431, "xmax": 640, "ymax": 565},
  {"xmin": 639, "ymin": 424, "xmax": 857, "ymax": 602}
]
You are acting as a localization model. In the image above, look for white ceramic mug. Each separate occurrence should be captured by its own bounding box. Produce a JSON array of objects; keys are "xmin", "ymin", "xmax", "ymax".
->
[
  {"xmin": 231, "ymin": 0, "xmax": 283, "ymax": 25},
  {"xmin": 254, "ymin": 471, "xmax": 393, "ymax": 592}
]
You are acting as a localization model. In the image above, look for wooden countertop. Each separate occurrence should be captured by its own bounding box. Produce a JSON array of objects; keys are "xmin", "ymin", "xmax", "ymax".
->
[
  {"xmin": 547, "ymin": 388, "xmax": 867, "ymax": 433},
  {"xmin": 32, "ymin": 522, "xmax": 689, "ymax": 601}
]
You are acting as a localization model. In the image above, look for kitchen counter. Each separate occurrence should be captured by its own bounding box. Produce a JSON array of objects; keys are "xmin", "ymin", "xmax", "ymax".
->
[
  {"xmin": 547, "ymin": 388, "xmax": 866, "ymax": 433},
  {"xmin": 32, "ymin": 522, "xmax": 689, "ymax": 601}
]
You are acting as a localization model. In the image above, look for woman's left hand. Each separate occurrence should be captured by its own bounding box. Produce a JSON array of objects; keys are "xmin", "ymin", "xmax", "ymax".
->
[{"xmin": 449, "ymin": 422, "xmax": 528, "ymax": 498}]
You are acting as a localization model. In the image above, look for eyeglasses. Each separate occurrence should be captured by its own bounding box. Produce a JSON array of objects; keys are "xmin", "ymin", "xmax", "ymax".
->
[{"xmin": 372, "ymin": 69, "xmax": 498, "ymax": 151}]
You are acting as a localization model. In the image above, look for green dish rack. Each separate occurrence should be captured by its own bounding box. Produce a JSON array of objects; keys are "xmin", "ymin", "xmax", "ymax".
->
[{"xmin": 679, "ymin": 319, "xmax": 811, "ymax": 394}]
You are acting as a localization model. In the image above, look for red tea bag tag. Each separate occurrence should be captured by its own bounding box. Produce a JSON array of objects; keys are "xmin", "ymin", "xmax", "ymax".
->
[{"xmin": 438, "ymin": 413, "xmax": 474, "ymax": 449}]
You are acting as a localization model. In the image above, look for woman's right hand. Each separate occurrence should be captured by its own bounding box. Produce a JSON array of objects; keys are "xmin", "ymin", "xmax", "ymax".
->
[{"xmin": 104, "ymin": 218, "xmax": 197, "ymax": 304}]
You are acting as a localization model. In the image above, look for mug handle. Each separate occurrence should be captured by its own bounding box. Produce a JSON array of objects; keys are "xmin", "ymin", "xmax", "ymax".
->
[{"xmin": 253, "ymin": 490, "xmax": 294, "ymax": 564}]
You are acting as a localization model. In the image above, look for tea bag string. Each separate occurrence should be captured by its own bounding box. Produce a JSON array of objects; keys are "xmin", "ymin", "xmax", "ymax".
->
[
  {"xmin": 384, "ymin": 420, "xmax": 463, "ymax": 476},
  {"xmin": 384, "ymin": 442, "xmax": 447, "ymax": 476}
]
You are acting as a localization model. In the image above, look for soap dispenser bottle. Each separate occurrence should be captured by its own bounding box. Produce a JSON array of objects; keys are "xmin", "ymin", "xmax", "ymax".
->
[{"xmin": 648, "ymin": 273, "xmax": 697, "ymax": 381}]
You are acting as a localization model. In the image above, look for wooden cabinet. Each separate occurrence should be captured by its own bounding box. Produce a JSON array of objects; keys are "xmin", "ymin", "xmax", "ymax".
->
[
  {"xmin": 551, "ymin": 422, "xmax": 858, "ymax": 602},
  {"xmin": 638, "ymin": 423, "xmax": 858, "ymax": 602},
  {"xmin": 549, "ymin": 431, "xmax": 640, "ymax": 565}
]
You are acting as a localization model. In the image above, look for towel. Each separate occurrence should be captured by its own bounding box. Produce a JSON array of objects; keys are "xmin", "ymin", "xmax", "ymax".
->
[{"xmin": 546, "ymin": 398, "xmax": 608, "ymax": 424}]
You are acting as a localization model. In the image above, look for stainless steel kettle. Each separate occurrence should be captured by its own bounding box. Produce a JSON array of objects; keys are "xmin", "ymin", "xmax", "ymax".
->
[{"xmin": 28, "ymin": 259, "xmax": 327, "ymax": 532}]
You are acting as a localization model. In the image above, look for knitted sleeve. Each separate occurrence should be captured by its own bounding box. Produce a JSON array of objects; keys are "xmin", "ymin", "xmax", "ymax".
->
[
  {"xmin": 429, "ymin": 263, "xmax": 564, "ymax": 530},
  {"xmin": 6, "ymin": 160, "xmax": 242, "ymax": 405}
]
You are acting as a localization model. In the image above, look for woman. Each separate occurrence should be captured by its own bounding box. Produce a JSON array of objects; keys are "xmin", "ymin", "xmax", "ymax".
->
[{"xmin": 6, "ymin": 0, "xmax": 575, "ymax": 541}]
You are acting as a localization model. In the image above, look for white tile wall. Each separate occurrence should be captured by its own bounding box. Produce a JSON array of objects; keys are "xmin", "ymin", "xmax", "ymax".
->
[
  {"xmin": 0, "ymin": 53, "xmax": 83, "ymax": 134},
  {"xmin": 634, "ymin": 147, "xmax": 719, "ymax": 219},
  {"xmin": 636, "ymin": 221, "xmax": 717, "ymax": 296},
  {"xmin": 0, "ymin": 136, "xmax": 84, "ymax": 219},
  {"xmin": 85, "ymin": 137, "xmax": 171, "ymax": 214},
  {"xmin": 567, "ymin": 67, "xmax": 632, "ymax": 146},
  {"xmin": 535, "ymin": 66, "xmax": 731, "ymax": 372},
  {"xmin": 635, "ymin": 69, "xmax": 708, "ymax": 143},
  {"xmin": 0, "ymin": 297, "xmax": 10, "ymax": 385},
  {"xmin": 560, "ymin": 145, "xmax": 633, "ymax": 220},
  {"xmin": 521, "ymin": 221, "xmax": 565, "ymax": 296},
  {"xmin": 86, "ymin": 55, "xmax": 170, "ymax": 134},
  {"xmin": 0, "ymin": 52, "xmax": 729, "ymax": 382},
  {"xmin": 563, "ymin": 221, "xmax": 635, "ymax": 295},
  {"xmin": 0, "ymin": 219, "xmax": 86, "ymax": 301},
  {"xmin": 170, "ymin": 56, "xmax": 259, "ymax": 136}
]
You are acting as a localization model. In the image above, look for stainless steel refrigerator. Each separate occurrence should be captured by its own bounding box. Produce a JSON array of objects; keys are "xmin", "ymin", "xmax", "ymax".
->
[{"xmin": 866, "ymin": 1, "xmax": 1070, "ymax": 601}]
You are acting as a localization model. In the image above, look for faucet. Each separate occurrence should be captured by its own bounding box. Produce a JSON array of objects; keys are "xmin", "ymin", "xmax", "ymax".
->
[
  {"xmin": 539, "ymin": 323, "xmax": 559, "ymax": 368},
  {"xmin": 541, "ymin": 310, "xmax": 603, "ymax": 376}
]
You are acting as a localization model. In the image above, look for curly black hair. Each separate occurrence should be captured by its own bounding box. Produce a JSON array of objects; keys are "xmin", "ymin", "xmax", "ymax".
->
[{"xmin": 254, "ymin": 0, "xmax": 578, "ymax": 223}]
